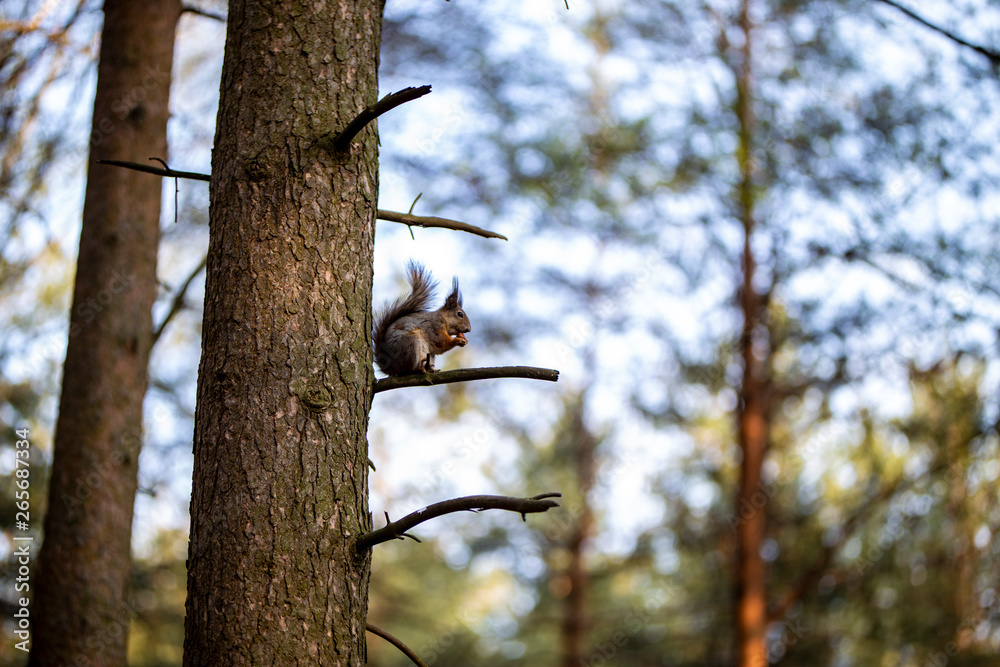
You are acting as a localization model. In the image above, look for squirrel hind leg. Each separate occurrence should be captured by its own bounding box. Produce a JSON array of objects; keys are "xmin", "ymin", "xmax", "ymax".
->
[{"xmin": 421, "ymin": 353, "xmax": 438, "ymax": 373}]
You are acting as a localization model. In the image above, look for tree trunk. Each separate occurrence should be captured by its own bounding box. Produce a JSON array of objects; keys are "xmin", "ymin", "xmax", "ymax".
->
[
  {"xmin": 560, "ymin": 398, "xmax": 596, "ymax": 667},
  {"xmin": 732, "ymin": 0, "xmax": 769, "ymax": 664},
  {"xmin": 183, "ymin": 1, "xmax": 383, "ymax": 664},
  {"xmin": 29, "ymin": 2, "xmax": 180, "ymax": 665}
]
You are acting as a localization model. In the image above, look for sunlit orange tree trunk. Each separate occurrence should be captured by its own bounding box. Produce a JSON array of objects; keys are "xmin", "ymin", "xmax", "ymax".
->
[
  {"xmin": 183, "ymin": 1, "xmax": 383, "ymax": 664},
  {"xmin": 30, "ymin": 2, "xmax": 180, "ymax": 665},
  {"xmin": 730, "ymin": 0, "xmax": 770, "ymax": 664}
]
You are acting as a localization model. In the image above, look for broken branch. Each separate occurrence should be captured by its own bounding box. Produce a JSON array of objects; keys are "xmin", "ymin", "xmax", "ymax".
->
[{"xmin": 355, "ymin": 493, "xmax": 561, "ymax": 552}]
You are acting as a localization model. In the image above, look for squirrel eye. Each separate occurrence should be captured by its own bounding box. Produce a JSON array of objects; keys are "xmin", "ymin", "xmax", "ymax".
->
[{"xmin": 457, "ymin": 311, "xmax": 465, "ymax": 319}]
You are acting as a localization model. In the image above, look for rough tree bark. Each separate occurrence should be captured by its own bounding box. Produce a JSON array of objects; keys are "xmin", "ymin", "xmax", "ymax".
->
[
  {"xmin": 183, "ymin": 1, "xmax": 383, "ymax": 664},
  {"xmin": 731, "ymin": 0, "xmax": 770, "ymax": 664},
  {"xmin": 30, "ymin": 2, "xmax": 180, "ymax": 665}
]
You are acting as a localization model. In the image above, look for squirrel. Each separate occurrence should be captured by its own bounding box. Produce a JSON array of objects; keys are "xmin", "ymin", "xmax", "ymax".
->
[{"xmin": 373, "ymin": 261, "xmax": 471, "ymax": 376}]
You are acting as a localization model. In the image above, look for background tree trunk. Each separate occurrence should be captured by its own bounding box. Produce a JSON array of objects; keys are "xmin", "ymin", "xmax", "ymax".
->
[
  {"xmin": 560, "ymin": 397, "xmax": 596, "ymax": 667},
  {"xmin": 183, "ymin": 1, "xmax": 383, "ymax": 664},
  {"xmin": 732, "ymin": 0, "xmax": 770, "ymax": 664},
  {"xmin": 29, "ymin": 1, "xmax": 180, "ymax": 665}
]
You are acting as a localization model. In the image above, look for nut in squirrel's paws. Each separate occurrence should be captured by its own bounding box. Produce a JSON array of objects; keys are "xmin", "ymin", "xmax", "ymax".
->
[{"xmin": 453, "ymin": 332, "xmax": 468, "ymax": 346}]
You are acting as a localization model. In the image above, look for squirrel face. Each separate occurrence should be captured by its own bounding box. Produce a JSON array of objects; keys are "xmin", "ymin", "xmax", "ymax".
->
[
  {"xmin": 441, "ymin": 280, "xmax": 470, "ymax": 345},
  {"xmin": 450, "ymin": 309, "xmax": 470, "ymax": 343}
]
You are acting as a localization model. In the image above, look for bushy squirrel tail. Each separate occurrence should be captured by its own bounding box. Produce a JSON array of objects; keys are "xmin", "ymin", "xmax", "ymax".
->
[{"xmin": 372, "ymin": 261, "xmax": 437, "ymax": 349}]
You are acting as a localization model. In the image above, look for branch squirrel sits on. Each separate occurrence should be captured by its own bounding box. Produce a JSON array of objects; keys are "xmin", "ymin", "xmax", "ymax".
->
[{"xmin": 373, "ymin": 261, "xmax": 471, "ymax": 376}]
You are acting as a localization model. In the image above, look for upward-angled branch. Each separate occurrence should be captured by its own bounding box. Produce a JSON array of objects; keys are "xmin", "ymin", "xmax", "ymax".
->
[
  {"xmin": 875, "ymin": 0, "xmax": 1000, "ymax": 66},
  {"xmin": 373, "ymin": 366, "xmax": 560, "ymax": 393},
  {"xmin": 365, "ymin": 624, "xmax": 429, "ymax": 667},
  {"xmin": 332, "ymin": 85, "xmax": 432, "ymax": 151},
  {"xmin": 152, "ymin": 255, "xmax": 208, "ymax": 345},
  {"xmin": 355, "ymin": 493, "xmax": 561, "ymax": 553}
]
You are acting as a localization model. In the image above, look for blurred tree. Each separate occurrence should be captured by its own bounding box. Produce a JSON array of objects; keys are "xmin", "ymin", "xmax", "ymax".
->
[
  {"xmin": 29, "ymin": 2, "xmax": 181, "ymax": 666},
  {"xmin": 127, "ymin": 529, "xmax": 188, "ymax": 667},
  {"xmin": 763, "ymin": 353, "xmax": 999, "ymax": 664},
  {"xmin": 556, "ymin": 391, "xmax": 598, "ymax": 667},
  {"xmin": 366, "ymin": 539, "xmax": 498, "ymax": 667},
  {"xmin": 726, "ymin": 0, "xmax": 770, "ymax": 662},
  {"xmin": 0, "ymin": 7, "xmax": 94, "ymax": 644},
  {"xmin": 1, "ymin": 0, "xmax": 91, "ymax": 231}
]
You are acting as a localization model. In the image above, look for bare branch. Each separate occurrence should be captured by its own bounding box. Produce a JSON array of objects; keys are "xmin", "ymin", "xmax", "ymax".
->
[
  {"xmin": 332, "ymin": 85, "xmax": 432, "ymax": 151},
  {"xmin": 377, "ymin": 208, "xmax": 507, "ymax": 241},
  {"xmin": 875, "ymin": 0, "xmax": 1000, "ymax": 66},
  {"xmin": 153, "ymin": 255, "xmax": 208, "ymax": 345},
  {"xmin": 355, "ymin": 493, "xmax": 561, "ymax": 552},
  {"xmin": 96, "ymin": 159, "xmax": 210, "ymax": 182},
  {"xmin": 182, "ymin": 4, "xmax": 227, "ymax": 22},
  {"xmin": 95, "ymin": 160, "xmax": 509, "ymax": 242},
  {"xmin": 147, "ymin": 157, "xmax": 181, "ymax": 224},
  {"xmin": 373, "ymin": 366, "xmax": 560, "ymax": 393},
  {"xmin": 365, "ymin": 623, "xmax": 429, "ymax": 667}
]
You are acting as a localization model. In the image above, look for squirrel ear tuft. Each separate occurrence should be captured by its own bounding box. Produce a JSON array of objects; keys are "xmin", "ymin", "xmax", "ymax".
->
[
  {"xmin": 443, "ymin": 277, "xmax": 462, "ymax": 309},
  {"xmin": 406, "ymin": 260, "xmax": 429, "ymax": 286}
]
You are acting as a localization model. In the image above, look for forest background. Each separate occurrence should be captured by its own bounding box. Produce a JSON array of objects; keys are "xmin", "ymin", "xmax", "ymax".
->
[{"xmin": 1, "ymin": 0, "xmax": 999, "ymax": 665}]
